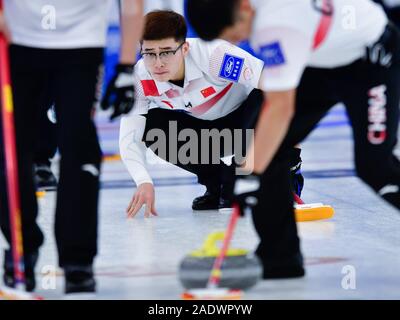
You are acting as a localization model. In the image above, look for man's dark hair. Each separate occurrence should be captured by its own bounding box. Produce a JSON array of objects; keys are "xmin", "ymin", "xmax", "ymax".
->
[
  {"xmin": 186, "ymin": 0, "xmax": 240, "ymax": 41},
  {"xmin": 142, "ymin": 10, "xmax": 187, "ymax": 43}
]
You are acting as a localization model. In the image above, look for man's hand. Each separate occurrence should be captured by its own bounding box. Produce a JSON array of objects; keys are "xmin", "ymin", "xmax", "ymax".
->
[
  {"xmin": 101, "ymin": 64, "xmax": 136, "ymax": 121},
  {"xmin": 126, "ymin": 183, "xmax": 158, "ymax": 218},
  {"xmin": 0, "ymin": 10, "xmax": 11, "ymax": 42},
  {"xmin": 233, "ymin": 173, "xmax": 261, "ymax": 216}
]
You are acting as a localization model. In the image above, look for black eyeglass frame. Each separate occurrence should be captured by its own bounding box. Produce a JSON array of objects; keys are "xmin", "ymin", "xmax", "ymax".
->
[{"xmin": 140, "ymin": 42, "xmax": 186, "ymax": 62}]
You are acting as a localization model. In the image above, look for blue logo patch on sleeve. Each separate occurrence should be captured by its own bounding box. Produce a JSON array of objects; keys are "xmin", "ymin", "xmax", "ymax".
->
[
  {"xmin": 219, "ymin": 54, "xmax": 244, "ymax": 82},
  {"xmin": 259, "ymin": 42, "xmax": 286, "ymax": 68}
]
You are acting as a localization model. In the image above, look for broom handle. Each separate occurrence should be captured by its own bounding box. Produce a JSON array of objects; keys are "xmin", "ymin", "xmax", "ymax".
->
[
  {"xmin": 0, "ymin": 0, "xmax": 26, "ymax": 289},
  {"xmin": 207, "ymin": 203, "xmax": 240, "ymax": 288}
]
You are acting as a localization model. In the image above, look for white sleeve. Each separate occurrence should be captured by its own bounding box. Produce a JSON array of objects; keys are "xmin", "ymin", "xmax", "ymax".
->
[
  {"xmin": 206, "ymin": 39, "xmax": 264, "ymax": 88},
  {"xmin": 127, "ymin": 64, "xmax": 151, "ymax": 116},
  {"xmin": 252, "ymin": 26, "xmax": 312, "ymax": 91},
  {"xmin": 119, "ymin": 114, "xmax": 153, "ymax": 186}
]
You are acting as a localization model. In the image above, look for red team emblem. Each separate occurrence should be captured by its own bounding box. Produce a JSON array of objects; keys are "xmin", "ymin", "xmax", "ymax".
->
[
  {"xmin": 141, "ymin": 80, "xmax": 160, "ymax": 97},
  {"xmin": 200, "ymin": 86, "xmax": 216, "ymax": 98}
]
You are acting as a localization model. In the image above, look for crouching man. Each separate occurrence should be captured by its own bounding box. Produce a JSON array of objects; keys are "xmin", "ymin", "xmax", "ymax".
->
[{"xmin": 120, "ymin": 10, "xmax": 304, "ymax": 217}]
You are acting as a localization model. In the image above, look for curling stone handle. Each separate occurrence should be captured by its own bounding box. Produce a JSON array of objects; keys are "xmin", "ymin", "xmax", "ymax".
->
[{"xmin": 202, "ymin": 232, "xmax": 225, "ymax": 256}]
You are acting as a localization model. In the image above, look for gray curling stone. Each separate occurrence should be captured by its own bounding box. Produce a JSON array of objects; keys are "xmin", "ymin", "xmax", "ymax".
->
[{"xmin": 178, "ymin": 232, "xmax": 263, "ymax": 290}]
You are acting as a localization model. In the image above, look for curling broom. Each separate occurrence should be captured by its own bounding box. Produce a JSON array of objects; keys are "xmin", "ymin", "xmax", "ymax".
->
[
  {"xmin": 0, "ymin": 4, "xmax": 42, "ymax": 299},
  {"xmin": 294, "ymin": 193, "xmax": 335, "ymax": 222}
]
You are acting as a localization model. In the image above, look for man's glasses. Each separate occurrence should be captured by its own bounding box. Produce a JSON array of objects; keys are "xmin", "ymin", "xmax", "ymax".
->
[{"xmin": 140, "ymin": 43, "xmax": 185, "ymax": 64}]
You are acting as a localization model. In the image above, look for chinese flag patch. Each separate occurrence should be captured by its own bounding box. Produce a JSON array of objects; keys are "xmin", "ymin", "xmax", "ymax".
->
[
  {"xmin": 141, "ymin": 80, "xmax": 160, "ymax": 97},
  {"xmin": 201, "ymin": 86, "xmax": 216, "ymax": 98}
]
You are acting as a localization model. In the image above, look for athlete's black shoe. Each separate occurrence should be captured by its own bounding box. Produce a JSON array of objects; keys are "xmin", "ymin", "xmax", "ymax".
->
[
  {"xmin": 34, "ymin": 162, "xmax": 57, "ymax": 191},
  {"xmin": 192, "ymin": 188, "xmax": 220, "ymax": 210},
  {"xmin": 218, "ymin": 181, "xmax": 234, "ymax": 210},
  {"xmin": 64, "ymin": 265, "xmax": 96, "ymax": 294},
  {"xmin": 3, "ymin": 250, "xmax": 38, "ymax": 292},
  {"xmin": 218, "ymin": 197, "xmax": 233, "ymax": 210}
]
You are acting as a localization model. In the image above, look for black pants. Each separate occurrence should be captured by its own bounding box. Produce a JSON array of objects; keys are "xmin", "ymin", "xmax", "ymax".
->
[
  {"xmin": 34, "ymin": 105, "xmax": 57, "ymax": 167},
  {"xmin": 0, "ymin": 45, "xmax": 103, "ymax": 267},
  {"xmin": 253, "ymin": 23, "xmax": 400, "ymax": 264},
  {"xmin": 143, "ymin": 89, "xmax": 264, "ymax": 190}
]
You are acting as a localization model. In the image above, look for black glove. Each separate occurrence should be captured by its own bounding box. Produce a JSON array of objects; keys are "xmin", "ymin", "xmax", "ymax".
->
[
  {"xmin": 365, "ymin": 22, "xmax": 398, "ymax": 68},
  {"xmin": 101, "ymin": 63, "xmax": 136, "ymax": 121},
  {"xmin": 233, "ymin": 173, "xmax": 261, "ymax": 216}
]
